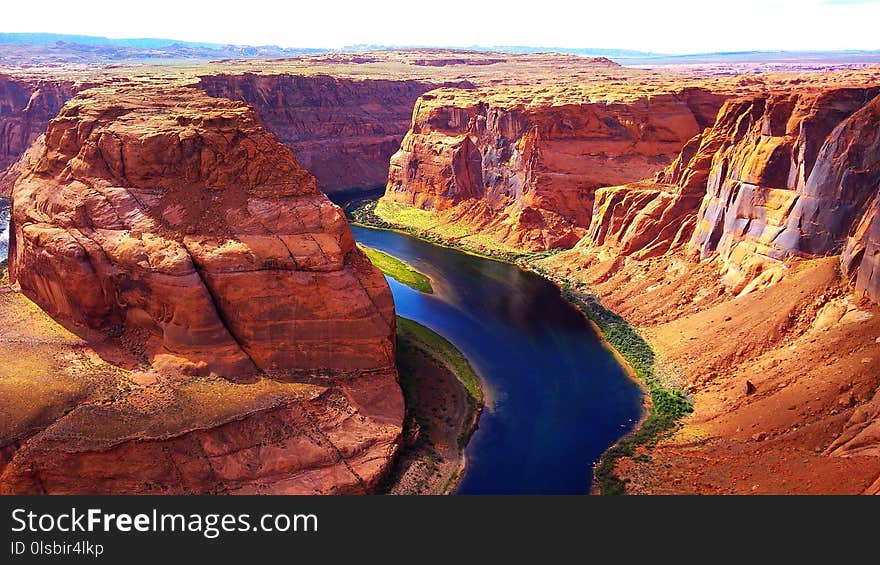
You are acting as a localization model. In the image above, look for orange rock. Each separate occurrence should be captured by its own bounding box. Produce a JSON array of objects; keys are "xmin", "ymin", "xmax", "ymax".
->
[
  {"xmin": 541, "ymin": 83, "xmax": 880, "ymax": 495},
  {"xmin": 198, "ymin": 74, "xmax": 440, "ymax": 194},
  {"xmin": 574, "ymin": 87, "xmax": 880, "ymax": 296},
  {"xmin": 9, "ymin": 85, "xmax": 397, "ymax": 378},
  {"xmin": 688, "ymin": 88, "xmax": 880, "ymax": 291},
  {"xmin": 843, "ymin": 196, "xmax": 880, "ymax": 303},
  {"xmin": 0, "ymin": 75, "xmax": 75, "ymax": 195},
  {"xmin": 382, "ymin": 85, "xmax": 725, "ymax": 250},
  {"xmin": 2, "ymin": 83, "xmax": 403, "ymax": 494}
]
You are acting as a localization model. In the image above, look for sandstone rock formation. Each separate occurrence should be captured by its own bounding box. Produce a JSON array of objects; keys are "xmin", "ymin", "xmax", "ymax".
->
[
  {"xmin": 1, "ymin": 84, "xmax": 403, "ymax": 494},
  {"xmin": 198, "ymin": 74, "xmax": 438, "ymax": 194},
  {"xmin": 690, "ymin": 88, "xmax": 880, "ymax": 292},
  {"xmin": 843, "ymin": 196, "xmax": 880, "ymax": 303},
  {"xmin": 542, "ymin": 83, "xmax": 880, "ymax": 494},
  {"xmin": 379, "ymin": 86, "xmax": 726, "ymax": 250},
  {"xmin": 0, "ymin": 315, "xmax": 404, "ymax": 495},
  {"xmin": 0, "ymin": 75, "xmax": 74, "ymax": 194},
  {"xmin": 10, "ymin": 85, "xmax": 398, "ymax": 377},
  {"xmin": 576, "ymin": 87, "xmax": 880, "ymax": 294}
]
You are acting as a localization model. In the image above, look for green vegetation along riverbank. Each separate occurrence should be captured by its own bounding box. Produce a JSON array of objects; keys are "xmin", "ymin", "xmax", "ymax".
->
[
  {"xmin": 383, "ymin": 317, "xmax": 484, "ymax": 495},
  {"xmin": 349, "ymin": 199, "xmax": 556, "ymax": 264},
  {"xmin": 555, "ymin": 283, "xmax": 692, "ymax": 495},
  {"xmin": 358, "ymin": 243, "xmax": 433, "ymax": 293},
  {"xmin": 353, "ymin": 198, "xmax": 692, "ymax": 495}
]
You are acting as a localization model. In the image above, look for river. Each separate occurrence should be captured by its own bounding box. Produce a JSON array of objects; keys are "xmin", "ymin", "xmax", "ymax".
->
[
  {"xmin": 352, "ymin": 225, "xmax": 643, "ymax": 494},
  {"xmin": 0, "ymin": 198, "xmax": 643, "ymax": 493}
]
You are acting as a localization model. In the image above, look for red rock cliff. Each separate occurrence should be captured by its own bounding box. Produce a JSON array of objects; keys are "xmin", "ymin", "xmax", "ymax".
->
[
  {"xmin": 10, "ymin": 85, "xmax": 397, "ymax": 377},
  {"xmin": 380, "ymin": 85, "xmax": 725, "ymax": 250},
  {"xmin": 843, "ymin": 197, "xmax": 880, "ymax": 303},
  {"xmin": 543, "ymin": 83, "xmax": 880, "ymax": 494},
  {"xmin": 578, "ymin": 87, "xmax": 880, "ymax": 294},
  {"xmin": 198, "ymin": 74, "xmax": 438, "ymax": 194},
  {"xmin": 2, "ymin": 84, "xmax": 403, "ymax": 494},
  {"xmin": 0, "ymin": 75, "xmax": 75, "ymax": 194}
]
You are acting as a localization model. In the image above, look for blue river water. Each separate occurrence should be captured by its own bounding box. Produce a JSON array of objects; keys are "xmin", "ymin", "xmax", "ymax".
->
[
  {"xmin": 0, "ymin": 195, "xmax": 642, "ymax": 493},
  {"xmin": 352, "ymin": 225, "xmax": 643, "ymax": 494}
]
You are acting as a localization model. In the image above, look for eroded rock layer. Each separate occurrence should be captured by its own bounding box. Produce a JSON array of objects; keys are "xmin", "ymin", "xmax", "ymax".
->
[
  {"xmin": 380, "ymin": 85, "xmax": 726, "ymax": 250},
  {"xmin": 542, "ymin": 83, "xmax": 880, "ymax": 494},
  {"xmin": 577, "ymin": 87, "xmax": 880, "ymax": 295},
  {"xmin": 1, "ymin": 85, "xmax": 403, "ymax": 493},
  {"xmin": 198, "ymin": 74, "xmax": 438, "ymax": 194},
  {"xmin": 10, "ymin": 85, "xmax": 397, "ymax": 377},
  {"xmin": 0, "ymin": 75, "xmax": 75, "ymax": 194},
  {"xmin": 0, "ymin": 286, "xmax": 403, "ymax": 494}
]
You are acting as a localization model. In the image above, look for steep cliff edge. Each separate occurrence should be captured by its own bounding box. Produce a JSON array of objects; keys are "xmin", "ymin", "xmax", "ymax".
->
[
  {"xmin": 1, "ymin": 85, "xmax": 403, "ymax": 494},
  {"xmin": 377, "ymin": 85, "xmax": 726, "ymax": 251},
  {"xmin": 198, "ymin": 74, "xmax": 438, "ymax": 194},
  {"xmin": 542, "ymin": 85, "xmax": 880, "ymax": 493},
  {"xmin": 0, "ymin": 75, "xmax": 75, "ymax": 194}
]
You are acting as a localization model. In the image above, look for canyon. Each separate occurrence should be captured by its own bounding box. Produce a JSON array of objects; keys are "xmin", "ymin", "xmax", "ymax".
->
[
  {"xmin": 0, "ymin": 75, "xmax": 75, "ymax": 194},
  {"xmin": 1, "ymin": 82, "xmax": 402, "ymax": 494},
  {"xmin": 1, "ymin": 50, "xmax": 879, "ymax": 494},
  {"xmin": 538, "ymin": 84, "xmax": 880, "ymax": 493},
  {"xmin": 381, "ymin": 84, "xmax": 726, "ymax": 250},
  {"xmin": 197, "ymin": 74, "xmax": 437, "ymax": 194},
  {"xmin": 365, "ymin": 59, "xmax": 880, "ymax": 493}
]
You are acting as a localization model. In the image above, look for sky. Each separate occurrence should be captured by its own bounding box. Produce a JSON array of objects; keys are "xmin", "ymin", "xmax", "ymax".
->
[{"xmin": 3, "ymin": 0, "xmax": 880, "ymax": 54}]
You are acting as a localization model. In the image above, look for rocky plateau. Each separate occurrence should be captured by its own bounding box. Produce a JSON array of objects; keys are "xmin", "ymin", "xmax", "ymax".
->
[
  {"xmin": 1, "ymin": 50, "xmax": 879, "ymax": 494},
  {"xmin": 1, "ymin": 82, "xmax": 402, "ymax": 494}
]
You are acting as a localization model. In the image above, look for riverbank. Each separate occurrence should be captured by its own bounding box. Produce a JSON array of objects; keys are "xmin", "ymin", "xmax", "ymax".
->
[
  {"xmin": 351, "ymin": 198, "xmax": 689, "ymax": 494},
  {"xmin": 349, "ymin": 200, "xmax": 551, "ymax": 264},
  {"xmin": 358, "ymin": 243, "xmax": 433, "ymax": 293},
  {"xmin": 382, "ymin": 317, "xmax": 483, "ymax": 495},
  {"xmin": 551, "ymin": 280, "xmax": 692, "ymax": 495}
]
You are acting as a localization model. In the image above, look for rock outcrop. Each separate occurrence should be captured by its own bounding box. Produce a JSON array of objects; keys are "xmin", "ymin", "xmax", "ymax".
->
[
  {"xmin": 843, "ymin": 195, "xmax": 880, "ymax": 303},
  {"xmin": 542, "ymin": 83, "xmax": 880, "ymax": 494},
  {"xmin": 10, "ymin": 85, "xmax": 397, "ymax": 377},
  {"xmin": 0, "ymin": 75, "xmax": 74, "ymax": 194},
  {"xmin": 2, "ymin": 84, "xmax": 403, "ymax": 494},
  {"xmin": 689, "ymin": 88, "xmax": 880, "ymax": 292},
  {"xmin": 379, "ymin": 85, "xmax": 726, "ymax": 250},
  {"xmin": 576, "ymin": 87, "xmax": 880, "ymax": 294},
  {"xmin": 198, "ymin": 74, "xmax": 437, "ymax": 194}
]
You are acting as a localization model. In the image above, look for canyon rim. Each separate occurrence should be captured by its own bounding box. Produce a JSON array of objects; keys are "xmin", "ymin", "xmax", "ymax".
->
[{"xmin": 0, "ymin": 32, "xmax": 879, "ymax": 495}]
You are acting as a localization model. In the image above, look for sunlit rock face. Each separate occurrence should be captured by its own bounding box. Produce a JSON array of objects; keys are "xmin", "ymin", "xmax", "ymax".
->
[
  {"xmin": 2, "ymin": 83, "xmax": 403, "ymax": 495},
  {"xmin": 381, "ymin": 83, "xmax": 725, "ymax": 251},
  {"xmin": 10, "ymin": 84, "xmax": 398, "ymax": 377},
  {"xmin": 572, "ymin": 87, "xmax": 880, "ymax": 297}
]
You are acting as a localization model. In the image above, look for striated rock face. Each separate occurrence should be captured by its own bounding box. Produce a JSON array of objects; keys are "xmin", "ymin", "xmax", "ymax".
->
[
  {"xmin": 688, "ymin": 88, "xmax": 880, "ymax": 291},
  {"xmin": 198, "ymin": 74, "xmax": 437, "ymax": 194},
  {"xmin": 10, "ymin": 85, "xmax": 397, "ymax": 378},
  {"xmin": 2, "ymin": 84, "xmax": 403, "ymax": 494},
  {"xmin": 577, "ymin": 87, "xmax": 880, "ymax": 295},
  {"xmin": 842, "ymin": 196, "xmax": 880, "ymax": 303},
  {"xmin": 0, "ymin": 357, "xmax": 404, "ymax": 495},
  {"xmin": 543, "ymin": 82, "xmax": 880, "ymax": 494},
  {"xmin": 838, "ymin": 98, "xmax": 880, "ymax": 304},
  {"xmin": 0, "ymin": 75, "xmax": 75, "ymax": 194},
  {"xmin": 580, "ymin": 116, "xmax": 735, "ymax": 261},
  {"xmin": 381, "ymin": 86, "xmax": 725, "ymax": 250}
]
